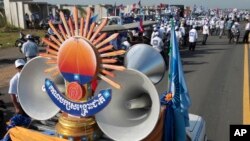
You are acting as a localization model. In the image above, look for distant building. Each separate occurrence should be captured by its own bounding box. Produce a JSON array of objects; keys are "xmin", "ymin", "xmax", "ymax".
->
[
  {"xmin": 4, "ymin": 0, "xmax": 48, "ymax": 28},
  {"xmin": 3, "ymin": 0, "xmax": 114, "ymax": 29}
]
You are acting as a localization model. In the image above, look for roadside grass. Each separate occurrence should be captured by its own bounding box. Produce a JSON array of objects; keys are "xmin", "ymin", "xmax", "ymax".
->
[{"xmin": 0, "ymin": 27, "xmax": 46, "ymax": 49}]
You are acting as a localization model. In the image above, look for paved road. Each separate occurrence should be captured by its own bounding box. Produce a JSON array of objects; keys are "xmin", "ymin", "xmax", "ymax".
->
[
  {"xmin": 0, "ymin": 47, "xmax": 25, "ymax": 122},
  {"xmin": 145, "ymin": 33, "xmax": 245, "ymax": 141},
  {"xmin": 182, "ymin": 35, "xmax": 244, "ymax": 141}
]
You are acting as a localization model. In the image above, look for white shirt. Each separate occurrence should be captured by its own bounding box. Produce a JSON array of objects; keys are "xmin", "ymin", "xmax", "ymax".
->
[
  {"xmin": 151, "ymin": 31, "xmax": 158, "ymax": 40},
  {"xmin": 245, "ymin": 23, "xmax": 250, "ymax": 30},
  {"xmin": 8, "ymin": 72, "xmax": 20, "ymax": 96},
  {"xmin": 175, "ymin": 30, "xmax": 182, "ymax": 40},
  {"xmin": 22, "ymin": 40, "xmax": 38, "ymax": 57},
  {"xmin": 189, "ymin": 29, "xmax": 198, "ymax": 43},
  {"xmin": 180, "ymin": 26, "xmax": 185, "ymax": 36},
  {"xmin": 202, "ymin": 25, "xmax": 210, "ymax": 35},
  {"xmin": 150, "ymin": 36, "xmax": 164, "ymax": 52},
  {"xmin": 122, "ymin": 41, "xmax": 131, "ymax": 50},
  {"xmin": 219, "ymin": 20, "xmax": 225, "ymax": 29},
  {"xmin": 216, "ymin": 21, "xmax": 220, "ymax": 28}
]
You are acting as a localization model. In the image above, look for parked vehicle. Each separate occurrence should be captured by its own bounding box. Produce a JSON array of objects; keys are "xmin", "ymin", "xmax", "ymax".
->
[
  {"xmin": 15, "ymin": 32, "xmax": 40, "ymax": 52},
  {"xmin": 39, "ymin": 18, "xmax": 61, "ymax": 30}
]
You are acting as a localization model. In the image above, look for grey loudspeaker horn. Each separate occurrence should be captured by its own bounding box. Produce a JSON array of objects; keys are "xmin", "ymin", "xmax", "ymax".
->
[
  {"xmin": 124, "ymin": 44, "xmax": 166, "ymax": 84},
  {"xmin": 18, "ymin": 57, "xmax": 65, "ymax": 120},
  {"xmin": 94, "ymin": 69, "xmax": 160, "ymax": 141}
]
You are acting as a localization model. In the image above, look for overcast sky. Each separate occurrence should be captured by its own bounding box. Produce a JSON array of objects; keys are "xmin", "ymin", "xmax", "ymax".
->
[{"xmin": 33, "ymin": 0, "xmax": 250, "ymax": 9}]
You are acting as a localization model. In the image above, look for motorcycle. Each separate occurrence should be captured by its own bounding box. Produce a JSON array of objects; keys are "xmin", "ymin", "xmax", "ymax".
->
[
  {"xmin": 15, "ymin": 32, "xmax": 41, "ymax": 52},
  {"xmin": 231, "ymin": 28, "xmax": 240, "ymax": 44}
]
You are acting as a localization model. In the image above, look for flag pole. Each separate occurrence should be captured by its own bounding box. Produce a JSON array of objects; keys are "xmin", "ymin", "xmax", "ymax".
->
[{"xmin": 167, "ymin": 18, "xmax": 175, "ymax": 92}]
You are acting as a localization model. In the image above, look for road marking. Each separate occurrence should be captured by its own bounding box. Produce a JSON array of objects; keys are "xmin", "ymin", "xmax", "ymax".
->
[{"xmin": 243, "ymin": 43, "xmax": 250, "ymax": 124}]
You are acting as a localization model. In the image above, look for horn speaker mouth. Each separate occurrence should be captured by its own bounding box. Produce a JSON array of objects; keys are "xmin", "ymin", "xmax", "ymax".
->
[
  {"xmin": 18, "ymin": 57, "xmax": 65, "ymax": 120},
  {"xmin": 94, "ymin": 69, "xmax": 160, "ymax": 141},
  {"xmin": 124, "ymin": 44, "xmax": 166, "ymax": 84}
]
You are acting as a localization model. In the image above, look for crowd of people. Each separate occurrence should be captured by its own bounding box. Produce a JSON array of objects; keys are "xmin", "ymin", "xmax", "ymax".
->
[
  {"xmin": 120, "ymin": 9, "xmax": 250, "ymax": 56},
  {"xmin": 25, "ymin": 13, "xmax": 41, "ymax": 29}
]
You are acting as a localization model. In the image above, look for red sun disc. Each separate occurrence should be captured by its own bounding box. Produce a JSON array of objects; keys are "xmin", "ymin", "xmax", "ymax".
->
[{"xmin": 67, "ymin": 82, "xmax": 85, "ymax": 101}]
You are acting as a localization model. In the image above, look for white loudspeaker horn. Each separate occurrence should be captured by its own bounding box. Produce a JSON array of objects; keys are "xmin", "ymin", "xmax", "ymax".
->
[
  {"xmin": 94, "ymin": 69, "xmax": 160, "ymax": 141},
  {"xmin": 124, "ymin": 44, "xmax": 166, "ymax": 84},
  {"xmin": 18, "ymin": 57, "xmax": 65, "ymax": 120}
]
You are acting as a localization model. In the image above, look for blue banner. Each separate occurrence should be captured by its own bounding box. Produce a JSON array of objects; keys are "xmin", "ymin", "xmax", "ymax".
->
[
  {"xmin": 161, "ymin": 20, "xmax": 191, "ymax": 141},
  {"xmin": 170, "ymin": 20, "xmax": 191, "ymax": 141},
  {"xmin": 45, "ymin": 79, "xmax": 112, "ymax": 117}
]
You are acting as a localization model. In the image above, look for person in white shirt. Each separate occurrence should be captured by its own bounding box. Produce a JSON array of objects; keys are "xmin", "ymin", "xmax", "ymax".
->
[
  {"xmin": 121, "ymin": 41, "xmax": 131, "ymax": 50},
  {"xmin": 189, "ymin": 26, "xmax": 198, "ymax": 51},
  {"xmin": 9, "ymin": 59, "xmax": 26, "ymax": 114},
  {"xmin": 151, "ymin": 27, "xmax": 158, "ymax": 40},
  {"xmin": 202, "ymin": 23, "xmax": 210, "ymax": 45},
  {"xmin": 219, "ymin": 17, "xmax": 225, "ymax": 38},
  {"xmin": 175, "ymin": 26, "xmax": 183, "ymax": 46},
  {"xmin": 159, "ymin": 24, "xmax": 165, "ymax": 39},
  {"xmin": 151, "ymin": 32, "xmax": 164, "ymax": 53},
  {"xmin": 230, "ymin": 22, "xmax": 240, "ymax": 43},
  {"xmin": 21, "ymin": 34, "xmax": 39, "ymax": 61},
  {"xmin": 180, "ymin": 24, "xmax": 185, "ymax": 37},
  {"xmin": 215, "ymin": 19, "xmax": 220, "ymax": 36},
  {"xmin": 179, "ymin": 23, "xmax": 187, "ymax": 46},
  {"xmin": 209, "ymin": 19, "xmax": 215, "ymax": 36},
  {"xmin": 150, "ymin": 31, "xmax": 166, "ymax": 64},
  {"xmin": 243, "ymin": 20, "xmax": 250, "ymax": 43}
]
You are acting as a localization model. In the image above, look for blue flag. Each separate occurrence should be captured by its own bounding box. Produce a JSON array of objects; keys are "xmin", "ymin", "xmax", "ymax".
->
[
  {"xmin": 170, "ymin": 20, "xmax": 191, "ymax": 141},
  {"xmin": 162, "ymin": 20, "xmax": 191, "ymax": 141}
]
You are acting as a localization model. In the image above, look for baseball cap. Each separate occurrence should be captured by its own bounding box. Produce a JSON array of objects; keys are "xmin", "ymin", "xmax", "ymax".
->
[
  {"xmin": 15, "ymin": 59, "xmax": 25, "ymax": 68},
  {"xmin": 25, "ymin": 34, "xmax": 32, "ymax": 39}
]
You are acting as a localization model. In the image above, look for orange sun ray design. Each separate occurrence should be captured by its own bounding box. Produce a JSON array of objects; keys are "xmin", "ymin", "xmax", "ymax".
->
[
  {"xmin": 101, "ymin": 69, "xmax": 115, "ymax": 78},
  {"xmin": 49, "ymin": 35, "xmax": 61, "ymax": 46},
  {"xmin": 40, "ymin": 6, "xmax": 125, "ymax": 89},
  {"xmin": 80, "ymin": 18, "xmax": 84, "ymax": 36},
  {"xmin": 42, "ymin": 38, "xmax": 59, "ymax": 51},
  {"xmin": 96, "ymin": 33, "xmax": 119, "ymax": 48},
  {"xmin": 73, "ymin": 7, "xmax": 79, "ymax": 36},
  {"xmin": 60, "ymin": 11, "xmax": 71, "ymax": 37},
  {"xmin": 98, "ymin": 45, "xmax": 114, "ymax": 53},
  {"xmin": 83, "ymin": 7, "xmax": 91, "ymax": 38},
  {"xmin": 48, "ymin": 21, "xmax": 64, "ymax": 42},
  {"xmin": 58, "ymin": 24, "xmax": 68, "ymax": 40},
  {"xmin": 92, "ymin": 33, "xmax": 107, "ymax": 46},
  {"xmin": 68, "ymin": 18, "xmax": 75, "ymax": 36}
]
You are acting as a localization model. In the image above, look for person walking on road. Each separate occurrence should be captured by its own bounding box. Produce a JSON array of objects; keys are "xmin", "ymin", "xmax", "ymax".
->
[
  {"xmin": 21, "ymin": 34, "xmax": 39, "ymax": 61},
  {"xmin": 230, "ymin": 22, "xmax": 240, "ymax": 44},
  {"xmin": 225, "ymin": 18, "xmax": 233, "ymax": 39},
  {"xmin": 202, "ymin": 22, "xmax": 210, "ymax": 45},
  {"xmin": 8, "ymin": 59, "xmax": 26, "ymax": 115},
  {"xmin": 189, "ymin": 26, "xmax": 198, "ymax": 51},
  {"xmin": 219, "ymin": 17, "xmax": 225, "ymax": 38},
  {"xmin": 243, "ymin": 20, "xmax": 250, "ymax": 43},
  {"xmin": 3, "ymin": 59, "xmax": 31, "ymax": 141},
  {"xmin": 151, "ymin": 32, "xmax": 164, "ymax": 54},
  {"xmin": 151, "ymin": 32, "xmax": 167, "ymax": 65}
]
